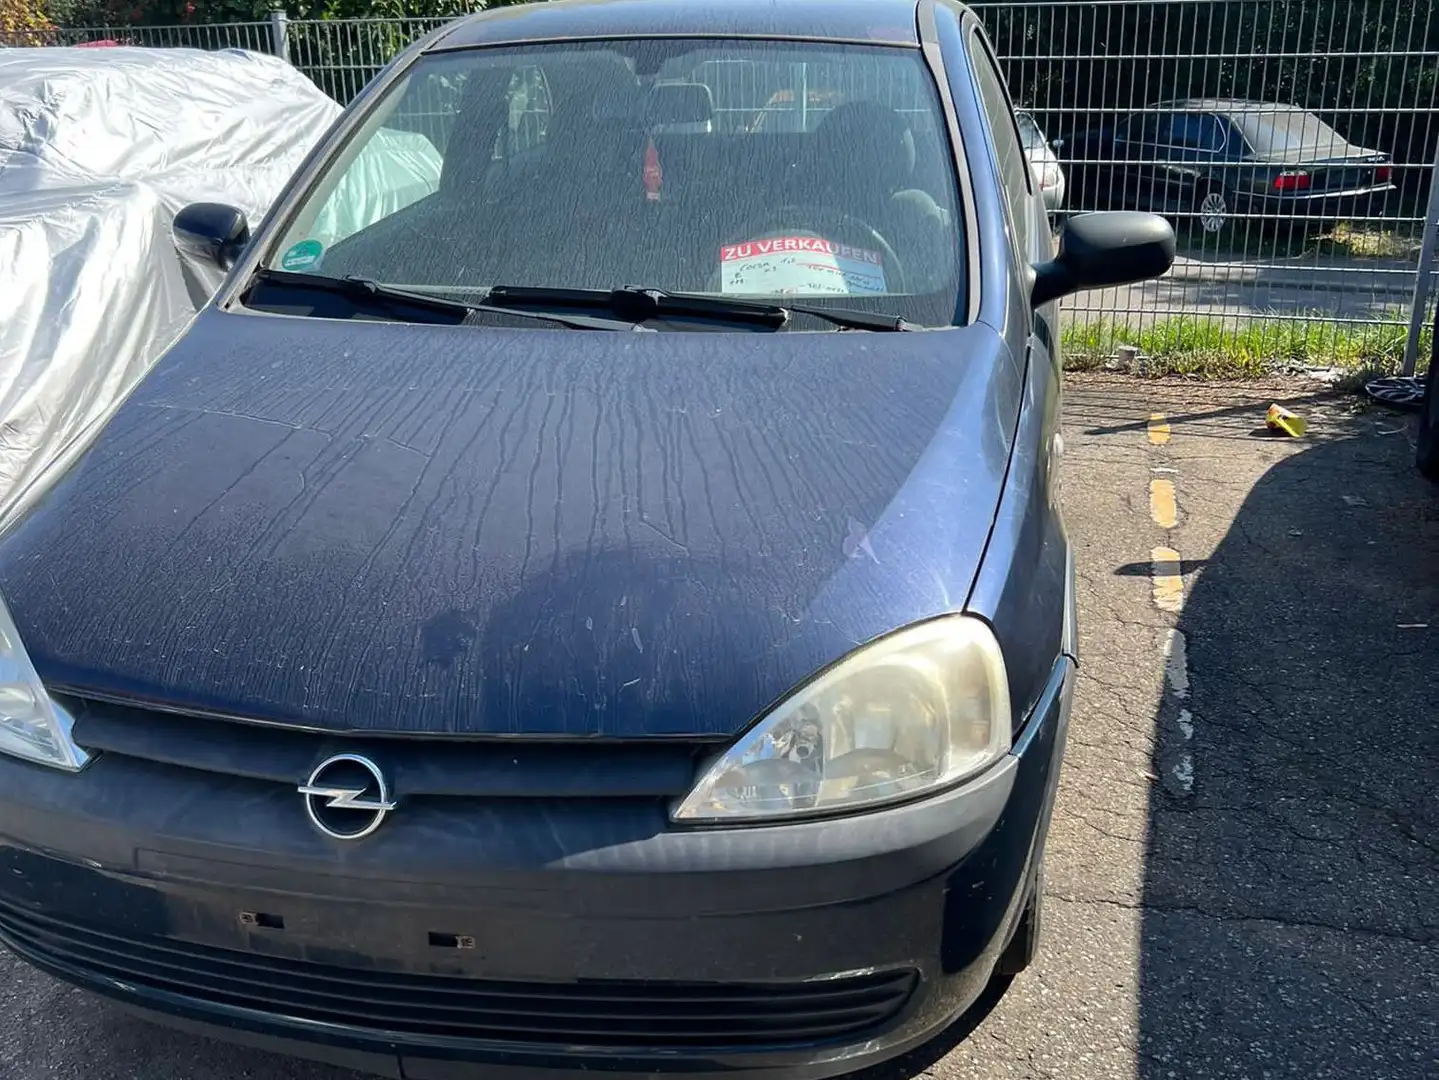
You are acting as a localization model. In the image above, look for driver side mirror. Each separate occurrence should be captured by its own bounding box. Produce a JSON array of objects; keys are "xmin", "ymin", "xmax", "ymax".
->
[
  {"xmin": 173, "ymin": 202, "xmax": 251, "ymax": 270},
  {"xmin": 1031, "ymin": 211, "xmax": 1174, "ymax": 308}
]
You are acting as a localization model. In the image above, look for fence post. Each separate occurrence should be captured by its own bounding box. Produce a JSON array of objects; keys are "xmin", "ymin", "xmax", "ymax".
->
[
  {"xmin": 1403, "ymin": 143, "xmax": 1439, "ymax": 377},
  {"xmin": 269, "ymin": 10, "xmax": 290, "ymax": 62}
]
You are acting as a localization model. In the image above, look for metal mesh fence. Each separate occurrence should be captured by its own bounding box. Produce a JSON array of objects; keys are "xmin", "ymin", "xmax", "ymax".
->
[
  {"xmin": 0, "ymin": 20, "xmax": 273, "ymax": 51},
  {"xmin": 971, "ymin": 0, "xmax": 1439, "ymax": 368},
  {"xmin": 3, "ymin": 2, "xmax": 1437, "ymax": 367},
  {"xmin": 284, "ymin": 17, "xmax": 452, "ymax": 103}
]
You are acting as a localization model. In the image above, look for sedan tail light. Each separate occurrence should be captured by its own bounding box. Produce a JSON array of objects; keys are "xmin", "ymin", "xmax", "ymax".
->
[
  {"xmin": 1274, "ymin": 171, "xmax": 1311, "ymax": 192},
  {"xmin": 1376, "ymin": 164, "xmax": 1393, "ymax": 183}
]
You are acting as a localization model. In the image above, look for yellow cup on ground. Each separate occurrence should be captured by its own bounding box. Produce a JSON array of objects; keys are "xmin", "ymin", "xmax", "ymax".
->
[{"xmin": 1266, "ymin": 403, "xmax": 1307, "ymax": 437}]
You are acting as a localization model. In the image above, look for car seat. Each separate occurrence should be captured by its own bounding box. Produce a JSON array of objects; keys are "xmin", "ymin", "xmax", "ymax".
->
[{"xmin": 797, "ymin": 101, "xmax": 952, "ymax": 290}]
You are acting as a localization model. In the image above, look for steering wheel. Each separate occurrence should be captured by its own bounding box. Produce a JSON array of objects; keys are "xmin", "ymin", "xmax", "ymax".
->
[{"xmin": 712, "ymin": 207, "xmax": 908, "ymax": 296}]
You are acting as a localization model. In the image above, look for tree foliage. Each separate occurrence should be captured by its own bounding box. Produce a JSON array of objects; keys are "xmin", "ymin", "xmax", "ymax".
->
[
  {"xmin": 51, "ymin": 0, "xmax": 525, "ymax": 24},
  {"xmin": 2, "ymin": 0, "xmax": 54, "ymax": 35}
]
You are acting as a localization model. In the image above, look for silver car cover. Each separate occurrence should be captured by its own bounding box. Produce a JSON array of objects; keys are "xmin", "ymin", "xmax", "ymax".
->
[{"xmin": 0, "ymin": 46, "xmax": 440, "ymax": 528}]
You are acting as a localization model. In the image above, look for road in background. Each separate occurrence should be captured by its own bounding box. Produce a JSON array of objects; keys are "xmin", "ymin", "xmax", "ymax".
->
[
  {"xmin": 1069, "ymin": 254, "xmax": 1416, "ymax": 325},
  {"xmin": 3, "ymin": 377, "xmax": 1435, "ymax": 1080}
]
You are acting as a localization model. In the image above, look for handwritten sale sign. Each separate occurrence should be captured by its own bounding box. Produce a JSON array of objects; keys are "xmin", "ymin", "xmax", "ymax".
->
[{"xmin": 720, "ymin": 235, "xmax": 887, "ymax": 297}]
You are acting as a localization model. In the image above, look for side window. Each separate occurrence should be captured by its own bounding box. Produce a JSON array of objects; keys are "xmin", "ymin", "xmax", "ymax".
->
[
  {"xmin": 1216, "ymin": 116, "xmax": 1249, "ymax": 157},
  {"xmin": 1162, "ymin": 113, "xmax": 1192, "ymax": 149},
  {"xmin": 1169, "ymin": 113, "xmax": 1221, "ymax": 152},
  {"xmin": 1132, "ymin": 113, "xmax": 1166, "ymax": 144},
  {"xmin": 967, "ymin": 30, "xmax": 1033, "ymax": 250},
  {"xmin": 1194, "ymin": 114, "xmax": 1228, "ymax": 153}
]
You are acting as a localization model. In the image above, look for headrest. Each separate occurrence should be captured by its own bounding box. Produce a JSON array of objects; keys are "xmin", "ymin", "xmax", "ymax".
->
[
  {"xmin": 646, "ymin": 82, "xmax": 714, "ymax": 128},
  {"xmin": 799, "ymin": 100, "xmax": 917, "ymax": 206}
]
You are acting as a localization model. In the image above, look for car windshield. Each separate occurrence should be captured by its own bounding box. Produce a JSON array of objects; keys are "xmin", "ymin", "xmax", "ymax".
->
[
  {"xmin": 1231, "ymin": 106, "xmax": 1349, "ymax": 155},
  {"xmin": 262, "ymin": 38, "xmax": 965, "ymax": 328}
]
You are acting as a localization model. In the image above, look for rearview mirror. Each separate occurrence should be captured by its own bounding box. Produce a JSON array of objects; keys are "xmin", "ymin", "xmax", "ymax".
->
[
  {"xmin": 173, "ymin": 202, "xmax": 250, "ymax": 270},
  {"xmin": 1031, "ymin": 211, "xmax": 1174, "ymax": 308}
]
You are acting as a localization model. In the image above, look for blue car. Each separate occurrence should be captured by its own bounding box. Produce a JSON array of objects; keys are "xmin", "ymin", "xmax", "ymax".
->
[{"xmin": 0, "ymin": 1, "xmax": 1172, "ymax": 1077}]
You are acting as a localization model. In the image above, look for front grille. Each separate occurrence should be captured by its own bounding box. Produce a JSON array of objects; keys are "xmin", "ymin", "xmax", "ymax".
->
[
  {"xmin": 0, "ymin": 901, "xmax": 917, "ymax": 1048},
  {"xmin": 64, "ymin": 695, "xmax": 713, "ymax": 802}
]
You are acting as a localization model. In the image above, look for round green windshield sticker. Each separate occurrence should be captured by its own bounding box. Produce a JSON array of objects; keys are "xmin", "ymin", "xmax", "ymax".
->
[{"xmin": 280, "ymin": 239, "xmax": 324, "ymax": 271}]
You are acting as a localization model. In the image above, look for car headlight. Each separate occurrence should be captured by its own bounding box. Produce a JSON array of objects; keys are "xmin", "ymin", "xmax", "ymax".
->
[
  {"xmin": 1038, "ymin": 161, "xmax": 1063, "ymax": 189},
  {"xmin": 0, "ymin": 594, "xmax": 88, "ymax": 771},
  {"xmin": 673, "ymin": 615, "xmax": 1010, "ymax": 822}
]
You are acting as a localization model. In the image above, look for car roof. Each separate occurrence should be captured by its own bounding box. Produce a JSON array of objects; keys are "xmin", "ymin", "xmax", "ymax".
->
[
  {"xmin": 430, "ymin": 0, "xmax": 925, "ymax": 50},
  {"xmin": 1154, "ymin": 98, "xmax": 1310, "ymax": 116}
]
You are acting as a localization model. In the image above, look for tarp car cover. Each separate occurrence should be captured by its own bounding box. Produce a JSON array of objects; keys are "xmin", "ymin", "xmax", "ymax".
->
[{"xmin": 0, "ymin": 46, "xmax": 442, "ymax": 527}]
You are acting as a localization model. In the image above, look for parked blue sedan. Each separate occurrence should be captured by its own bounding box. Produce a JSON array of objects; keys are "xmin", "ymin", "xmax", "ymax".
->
[{"xmin": 0, "ymin": 1, "xmax": 1173, "ymax": 1077}]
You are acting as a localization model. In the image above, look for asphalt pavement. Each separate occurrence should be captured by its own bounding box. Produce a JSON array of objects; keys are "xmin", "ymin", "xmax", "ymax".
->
[
  {"xmin": 1069, "ymin": 254, "xmax": 1417, "ymax": 325},
  {"xmin": 2, "ymin": 376, "xmax": 1435, "ymax": 1080}
]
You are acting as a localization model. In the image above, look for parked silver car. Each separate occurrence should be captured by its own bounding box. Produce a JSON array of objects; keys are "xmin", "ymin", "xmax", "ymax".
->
[
  {"xmin": 0, "ymin": 46, "xmax": 354, "ymax": 527},
  {"xmin": 1017, "ymin": 109, "xmax": 1066, "ymax": 211}
]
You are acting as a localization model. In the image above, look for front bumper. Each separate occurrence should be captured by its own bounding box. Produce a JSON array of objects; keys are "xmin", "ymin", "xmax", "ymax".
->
[{"xmin": 0, "ymin": 658, "xmax": 1073, "ymax": 1080}]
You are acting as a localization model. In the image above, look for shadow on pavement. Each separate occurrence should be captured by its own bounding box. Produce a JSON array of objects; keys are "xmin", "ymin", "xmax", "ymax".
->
[{"xmin": 1137, "ymin": 413, "xmax": 1439, "ymax": 1077}]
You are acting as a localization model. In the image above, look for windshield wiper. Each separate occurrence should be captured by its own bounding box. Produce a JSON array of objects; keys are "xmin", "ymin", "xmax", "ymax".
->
[
  {"xmin": 781, "ymin": 301, "xmax": 917, "ymax": 332},
  {"xmin": 484, "ymin": 285, "xmax": 916, "ymax": 332},
  {"xmin": 248, "ymin": 270, "xmax": 634, "ymax": 331}
]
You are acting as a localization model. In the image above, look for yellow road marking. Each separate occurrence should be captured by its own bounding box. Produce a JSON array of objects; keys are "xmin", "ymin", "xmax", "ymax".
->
[
  {"xmin": 1147, "ymin": 413, "xmax": 1171, "ymax": 445},
  {"xmin": 1152, "ymin": 546, "xmax": 1185, "ymax": 613},
  {"xmin": 1149, "ymin": 479, "xmax": 1178, "ymax": 529}
]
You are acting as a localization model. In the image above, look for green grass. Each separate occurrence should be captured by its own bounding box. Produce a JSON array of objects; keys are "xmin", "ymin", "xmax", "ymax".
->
[{"xmin": 1062, "ymin": 315, "xmax": 1430, "ymax": 380}]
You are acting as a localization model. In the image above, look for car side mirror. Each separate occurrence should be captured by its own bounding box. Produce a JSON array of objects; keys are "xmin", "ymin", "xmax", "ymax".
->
[
  {"xmin": 173, "ymin": 202, "xmax": 251, "ymax": 270},
  {"xmin": 1031, "ymin": 211, "xmax": 1174, "ymax": 308}
]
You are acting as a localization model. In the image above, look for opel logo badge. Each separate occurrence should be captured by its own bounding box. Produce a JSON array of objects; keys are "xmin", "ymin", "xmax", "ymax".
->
[{"xmin": 299, "ymin": 753, "xmax": 396, "ymax": 840}]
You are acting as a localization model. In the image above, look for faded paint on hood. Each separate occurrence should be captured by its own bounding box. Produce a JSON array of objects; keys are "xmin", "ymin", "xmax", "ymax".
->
[{"xmin": 0, "ymin": 308, "xmax": 1020, "ymax": 737}]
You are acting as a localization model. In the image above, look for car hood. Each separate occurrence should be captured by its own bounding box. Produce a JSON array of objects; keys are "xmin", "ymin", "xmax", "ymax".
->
[{"xmin": 0, "ymin": 309, "xmax": 1021, "ymax": 738}]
